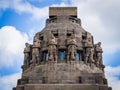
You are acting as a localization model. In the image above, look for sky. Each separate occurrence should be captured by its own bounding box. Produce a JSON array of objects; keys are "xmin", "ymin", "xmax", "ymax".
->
[{"xmin": 0, "ymin": 0, "xmax": 120, "ymax": 90}]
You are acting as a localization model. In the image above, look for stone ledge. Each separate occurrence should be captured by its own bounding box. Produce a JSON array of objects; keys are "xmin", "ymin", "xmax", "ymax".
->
[{"xmin": 15, "ymin": 84, "xmax": 111, "ymax": 90}]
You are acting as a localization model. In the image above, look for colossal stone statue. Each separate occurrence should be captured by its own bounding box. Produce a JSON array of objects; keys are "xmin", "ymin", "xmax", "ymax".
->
[
  {"xmin": 95, "ymin": 42, "xmax": 103, "ymax": 68},
  {"xmin": 32, "ymin": 38, "xmax": 41, "ymax": 65},
  {"xmin": 24, "ymin": 43, "xmax": 31, "ymax": 66},
  {"xmin": 83, "ymin": 34, "xmax": 94, "ymax": 65},
  {"xmin": 67, "ymin": 34, "xmax": 77, "ymax": 61},
  {"xmin": 89, "ymin": 47, "xmax": 95, "ymax": 66},
  {"xmin": 48, "ymin": 34, "xmax": 57, "ymax": 61},
  {"xmin": 84, "ymin": 48, "xmax": 90, "ymax": 64}
]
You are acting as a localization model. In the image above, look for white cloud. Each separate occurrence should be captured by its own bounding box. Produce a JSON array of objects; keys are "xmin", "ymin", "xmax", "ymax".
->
[
  {"xmin": 70, "ymin": 0, "xmax": 120, "ymax": 54},
  {"xmin": 0, "ymin": 26, "xmax": 28, "ymax": 68},
  {"xmin": 0, "ymin": 1, "xmax": 120, "ymax": 90},
  {"xmin": 0, "ymin": 73, "xmax": 21, "ymax": 90},
  {"xmin": 61, "ymin": 0, "xmax": 70, "ymax": 4},
  {"xmin": 105, "ymin": 66, "xmax": 120, "ymax": 90},
  {"xmin": 13, "ymin": 0, "xmax": 48, "ymax": 20},
  {"xmin": 0, "ymin": 0, "xmax": 119, "ymax": 54},
  {"xmin": 0, "ymin": 0, "xmax": 10, "ymax": 9},
  {"xmin": 0, "ymin": 0, "xmax": 48, "ymax": 20}
]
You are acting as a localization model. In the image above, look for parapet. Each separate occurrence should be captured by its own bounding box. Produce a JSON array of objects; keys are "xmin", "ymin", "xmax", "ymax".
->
[{"xmin": 49, "ymin": 7, "xmax": 77, "ymax": 18}]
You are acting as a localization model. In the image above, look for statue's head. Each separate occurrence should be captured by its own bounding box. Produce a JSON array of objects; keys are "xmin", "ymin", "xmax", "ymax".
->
[
  {"xmin": 51, "ymin": 33, "xmax": 55, "ymax": 39},
  {"xmin": 25, "ymin": 43, "xmax": 29, "ymax": 46},
  {"xmin": 71, "ymin": 34, "xmax": 75, "ymax": 39},
  {"xmin": 98, "ymin": 42, "xmax": 101, "ymax": 46}
]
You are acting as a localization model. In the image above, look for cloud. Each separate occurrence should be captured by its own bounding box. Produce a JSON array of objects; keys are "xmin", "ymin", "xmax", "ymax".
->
[
  {"xmin": 105, "ymin": 66, "xmax": 120, "ymax": 90},
  {"xmin": 0, "ymin": 0, "xmax": 48, "ymax": 20},
  {"xmin": 70, "ymin": 0, "xmax": 120, "ymax": 54},
  {"xmin": 61, "ymin": 0, "xmax": 70, "ymax": 4},
  {"xmin": 0, "ymin": 73, "xmax": 21, "ymax": 90},
  {"xmin": 0, "ymin": 0, "xmax": 10, "ymax": 9},
  {"xmin": 0, "ymin": 26, "xmax": 28, "ymax": 68},
  {"xmin": 1, "ymin": 0, "xmax": 119, "ymax": 54},
  {"xmin": 0, "ymin": 1, "xmax": 119, "ymax": 90}
]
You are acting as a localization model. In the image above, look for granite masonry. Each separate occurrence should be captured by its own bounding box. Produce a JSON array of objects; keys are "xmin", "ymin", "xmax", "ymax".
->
[{"xmin": 13, "ymin": 7, "xmax": 112, "ymax": 90}]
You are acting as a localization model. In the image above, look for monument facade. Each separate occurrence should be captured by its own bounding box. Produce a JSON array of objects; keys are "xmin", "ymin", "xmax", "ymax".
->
[{"xmin": 13, "ymin": 7, "xmax": 112, "ymax": 90}]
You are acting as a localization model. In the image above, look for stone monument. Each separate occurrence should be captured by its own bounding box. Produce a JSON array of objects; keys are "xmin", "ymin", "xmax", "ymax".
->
[{"xmin": 13, "ymin": 7, "xmax": 112, "ymax": 90}]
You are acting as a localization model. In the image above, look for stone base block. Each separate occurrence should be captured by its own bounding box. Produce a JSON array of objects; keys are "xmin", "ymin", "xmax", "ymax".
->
[
  {"xmin": 15, "ymin": 85, "xmax": 24, "ymax": 90},
  {"xmin": 15, "ymin": 84, "xmax": 110, "ymax": 90}
]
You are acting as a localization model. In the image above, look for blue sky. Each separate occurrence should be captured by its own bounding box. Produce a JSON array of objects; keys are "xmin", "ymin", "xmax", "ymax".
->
[{"xmin": 0, "ymin": 0, "xmax": 120, "ymax": 90}]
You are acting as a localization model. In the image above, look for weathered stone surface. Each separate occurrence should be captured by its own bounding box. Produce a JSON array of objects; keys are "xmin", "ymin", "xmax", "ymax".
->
[
  {"xmin": 49, "ymin": 7, "xmax": 77, "ymax": 17},
  {"xmin": 20, "ymin": 84, "xmax": 110, "ymax": 90},
  {"xmin": 14, "ymin": 62, "xmax": 111, "ymax": 90},
  {"xmin": 13, "ymin": 7, "xmax": 112, "ymax": 90}
]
